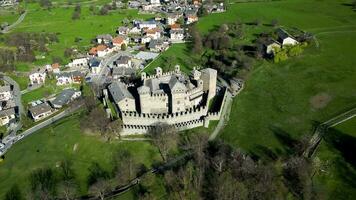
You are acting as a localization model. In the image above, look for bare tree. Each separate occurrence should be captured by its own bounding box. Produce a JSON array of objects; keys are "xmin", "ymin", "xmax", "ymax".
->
[
  {"xmin": 89, "ymin": 179, "xmax": 112, "ymax": 200},
  {"xmin": 149, "ymin": 123, "xmax": 178, "ymax": 162},
  {"xmin": 57, "ymin": 180, "xmax": 77, "ymax": 200},
  {"xmin": 113, "ymin": 149, "xmax": 137, "ymax": 186}
]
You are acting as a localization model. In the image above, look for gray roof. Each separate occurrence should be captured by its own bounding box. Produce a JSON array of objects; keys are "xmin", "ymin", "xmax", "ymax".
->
[
  {"xmin": 276, "ymin": 28, "xmax": 294, "ymax": 40},
  {"xmin": 148, "ymin": 39, "xmax": 163, "ymax": 49},
  {"xmin": 169, "ymin": 76, "xmax": 187, "ymax": 92},
  {"xmin": 170, "ymin": 29, "xmax": 184, "ymax": 34},
  {"xmin": 112, "ymin": 67, "xmax": 135, "ymax": 77},
  {"xmin": 134, "ymin": 51, "xmax": 159, "ymax": 60},
  {"xmin": 51, "ymin": 89, "xmax": 77, "ymax": 106},
  {"xmin": 29, "ymin": 103, "xmax": 52, "ymax": 117},
  {"xmin": 0, "ymin": 85, "xmax": 11, "ymax": 93},
  {"xmin": 108, "ymin": 82, "xmax": 134, "ymax": 103},
  {"xmin": 115, "ymin": 56, "xmax": 131, "ymax": 65},
  {"xmin": 96, "ymin": 34, "xmax": 113, "ymax": 40},
  {"xmin": 0, "ymin": 108, "xmax": 15, "ymax": 118}
]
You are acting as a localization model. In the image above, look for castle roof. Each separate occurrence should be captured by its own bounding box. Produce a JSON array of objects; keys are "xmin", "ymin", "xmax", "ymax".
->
[{"xmin": 108, "ymin": 82, "xmax": 134, "ymax": 103}]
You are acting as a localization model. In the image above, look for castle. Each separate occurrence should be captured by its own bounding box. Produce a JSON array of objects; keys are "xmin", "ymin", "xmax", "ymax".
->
[{"xmin": 107, "ymin": 65, "xmax": 222, "ymax": 135}]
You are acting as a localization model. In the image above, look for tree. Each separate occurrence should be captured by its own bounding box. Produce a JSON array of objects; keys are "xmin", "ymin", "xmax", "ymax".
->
[
  {"xmin": 105, "ymin": 120, "xmax": 122, "ymax": 141},
  {"xmin": 29, "ymin": 168, "xmax": 57, "ymax": 199},
  {"xmin": 72, "ymin": 4, "xmax": 81, "ymax": 20},
  {"xmin": 99, "ymin": 6, "xmax": 109, "ymax": 15},
  {"xmin": 149, "ymin": 123, "xmax": 178, "ymax": 161},
  {"xmin": 5, "ymin": 184, "xmax": 24, "ymax": 200},
  {"xmin": 189, "ymin": 26, "xmax": 203, "ymax": 54},
  {"xmin": 112, "ymin": 149, "xmax": 138, "ymax": 186},
  {"xmin": 121, "ymin": 43, "xmax": 127, "ymax": 51},
  {"xmin": 271, "ymin": 19, "xmax": 279, "ymax": 27},
  {"xmin": 89, "ymin": 179, "xmax": 112, "ymax": 200},
  {"xmin": 57, "ymin": 180, "xmax": 78, "ymax": 200}
]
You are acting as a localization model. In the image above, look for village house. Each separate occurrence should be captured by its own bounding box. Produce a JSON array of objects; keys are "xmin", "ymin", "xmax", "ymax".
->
[
  {"xmin": 0, "ymin": 99, "xmax": 15, "ymax": 111},
  {"xmin": 117, "ymin": 26, "xmax": 130, "ymax": 35},
  {"xmin": 141, "ymin": 35, "xmax": 152, "ymax": 44},
  {"xmin": 114, "ymin": 56, "xmax": 132, "ymax": 68},
  {"xmin": 29, "ymin": 68, "xmax": 46, "ymax": 85},
  {"xmin": 112, "ymin": 67, "xmax": 136, "ymax": 80},
  {"xmin": 51, "ymin": 89, "xmax": 81, "ymax": 109},
  {"xmin": 0, "ymin": 86, "xmax": 12, "ymax": 101},
  {"xmin": 144, "ymin": 28, "xmax": 161, "ymax": 39},
  {"xmin": 0, "ymin": 108, "xmax": 15, "ymax": 126},
  {"xmin": 51, "ymin": 63, "xmax": 61, "ymax": 73},
  {"xmin": 129, "ymin": 27, "xmax": 141, "ymax": 35},
  {"xmin": 138, "ymin": 20, "xmax": 157, "ymax": 29},
  {"xmin": 28, "ymin": 102, "xmax": 53, "ymax": 122},
  {"xmin": 108, "ymin": 81, "xmax": 136, "ymax": 112},
  {"xmin": 68, "ymin": 57, "xmax": 88, "ymax": 69},
  {"xmin": 96, "ymin": 34, "xmax": 113, "ymax": 44},
  {"xmin": 166, "ymin": 13, "xmax": 180, "ymax": 25},
  {"xmin": 148, "ymin": 39, "xmax": 169, "ymax": 52},
  {"xmin": 170, "ymin": 29, "xmax": 185, "ymax": 41},
  {"xmin": 89, "ymin": 57, "xmax": 101, "ymax": 74},
  {"xmin": 149, "ymin": 0, "xmax": 160, "ymax": 6},
  {"xmin": 56, "ymin": 71, "xmax": 83, "ymax": 86},
  {"xmin": 0, "ymin": 0, "xmax": 17, "ymax": 7},
  {"xmin": 185, "ymin": 10, "xmax": 199, "ymax": 24},
  {"xmin": 277, "ymin": 28, "xmax": 299, "ymax": 46},
  {"xmin": 112, "ymin": 36, "xmax": 129, "ymax": 49},
  {"xmin": 89, "ymin": 44, "xmax": 112, "ymax": 57},
  {"xmin": 264, "ymin": 39, "xmax": 281, "ymax": 55}
]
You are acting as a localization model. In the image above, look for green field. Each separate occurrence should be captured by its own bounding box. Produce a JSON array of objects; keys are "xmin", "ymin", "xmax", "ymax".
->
[
  {"xmin": 3, "ymin": 2, "xmax": 153, "ymax": 67},
  {"xmin": 313, "ymin": 116, "xmax": 356, "ymax": 198},
  {"xmin": 0, "ymin": 112, "xmax": 161, "ymax": 198}
]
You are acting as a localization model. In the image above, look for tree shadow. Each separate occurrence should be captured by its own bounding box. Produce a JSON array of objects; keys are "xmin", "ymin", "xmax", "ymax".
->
[
  {"xmin": 322, "ymin": 128, "xmax": 356, "ymax": 188},
  {"xmin": 270, "ymin": 126, "xmax": 300, "ymax": 157}
]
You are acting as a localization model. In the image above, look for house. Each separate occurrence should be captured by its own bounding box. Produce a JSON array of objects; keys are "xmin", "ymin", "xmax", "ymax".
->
[
  {"xmin": 128, "ymin": 0, "xmax": 141, "ymax": 8},
  {"xmin": 0, "ymin": 0, "xmax": 17, "ymax": 7},
  {"xmin": 90, "ymin": 45, "xmax": 111, "ymax": 57},
  {"xmin": 145, "ymin": 28, "xmax": 161, "ymax": 39},
  {"xmin": 114, "ymin": 56, "xmax": 132, "ymax": 68},
  {"xmin": 0, "ymin": 86, "xmax": 12, "ymax": 101},
  {"xmin": 150, "ymin": 0, "xmax": 160, "ymax": 5},
  {"xmin": 112, "ymin": 36, "xmax": 128, "ymax": 49},
  {"xmin": 51, "ymin": 89, "xmax": 81, "ymax": 108},
  {"xmin": 112, "ymin": 67, "xmax": 136, "ymax": 79},
  {"xmin": 129, "ymin": 27, "xmax": 141, "ymax": 35},
  {"xmin": 96, "ymin": 34, "xmax": 113, "ymax": 44},
  {"xmin": 170, "ymin": 29, "xmax": 184, "ymax": 41},
  {"xmin": 138, "ymin": 21, "xmax": 157, "ymax": 29},
  {"xmin": 28, "ymin": 102, "xmax": 53, "ymax": 122},
  {"xmin": 0, "ymin": 108, "xmax": 15, "ymax": 126},
  {"xmin": 0, "ymin": 99, "xmax": 15, "ymax": 111},
  {"xmin": 117, "ymin": 26, "xmax": 130, "ymax": 35},
  {"xmin": 89, "ymin": 57, "xmax": 101, "ymax": 74},
  {"xmin": 148, "ymin": 39, "xmax": 169, "ymax": 52},
  {"xmin": 264, "ymin": 39, "xmax": 281, "ymax": 55},
  {"xmin": 186, "ymin": 14, "xmax": 198, "ymax": 24},
  {"xmin": 108, "ymin": 81, "xmax": 136, "ymax": 112},
  {"xmin": 277, "ymin": 28, "xmax": 299, "ymax": 46},
  {"xmin": 167, "ymin": 13, "xmax": 180, "ymax": 25},
  {"xmin": 56, "ymin": 71, "xmax": 83, "ymax": 86},
  {"xmin": 170, "ymin": 23, "xmax": 181, "ymax": 30},
  {"xmin": 51, "ymin": 63, "xmax": 61, "ymax": 73},
  {"xmin": 68, "ymin": 58, "xmax": 88, "ymax": 69},
  {"xmin": 29, "ymin": 68, "xmax": 46, "ymax": 85},
  {"xmin": 134, "ymin": 51, "xmax": 159, "ymax": 61},
  {"xmin": 141, "ymin": 36, "xmax": 152, "ymax": 44}
]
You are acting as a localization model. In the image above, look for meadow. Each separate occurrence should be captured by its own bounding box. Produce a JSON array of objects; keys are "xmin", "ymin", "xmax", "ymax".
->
[
  {"xmin": 0, "ymin": 112, "xmax": 162, "ymax": 198},
  {"xmin": 2, "ymin": 2, "xmax": 154, "ymax": 69}
]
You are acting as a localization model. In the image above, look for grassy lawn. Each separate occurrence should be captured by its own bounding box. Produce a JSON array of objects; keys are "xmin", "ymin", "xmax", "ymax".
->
[
  {"xmin": 8, "ymin": 74, "xmax": 29, "ymax": 90},
  {"xmin": 0, "ymin": 10, "xmax": 20, "ymax": 25},
  {"xmin": 0, "ymin": 112, "xmax": 161, "ymax": 198},
  {"xmin": 313, "ymin": 116, "xmax": 356, "ymax": 199},
  {"xmin": 143, "ymin": 43, "xmax": 195, "ymax": 74},
  {"xmin": 4, "ymin": 2, "xmax": 154, "ymax": 66}
]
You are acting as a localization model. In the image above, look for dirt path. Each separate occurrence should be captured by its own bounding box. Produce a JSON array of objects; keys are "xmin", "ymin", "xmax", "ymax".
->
[{"xmin": 0, "ymin": 10, "xmax": 27, "ymax": 34}]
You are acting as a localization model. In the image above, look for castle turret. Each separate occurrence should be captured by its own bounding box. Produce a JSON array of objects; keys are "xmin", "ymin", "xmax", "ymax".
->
[
  {"xmin": 201, "ymin": 68, "xmax": 217, "ymax": 101},
  {"xmin": 175, "ymin": 65, "xmax": 180, "ymax": 74},
  {"xmin": 155, "ymin": 67, "xmax": 162, "ymax": 77},
  {"xmin": 192, "ymin": 67, "xmax": 201, "ymax": 80},
  {"xmin": 141, "ymin": 72, "xmax": 147, "ymax": 80}
]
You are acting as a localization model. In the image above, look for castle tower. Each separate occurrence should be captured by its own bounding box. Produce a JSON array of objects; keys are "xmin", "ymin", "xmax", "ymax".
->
[
  {"xmin": 141, "ymin": 72, "xmax": 147, "ymax": 80},
  {"xmin": 192, "ymin": 67, "xmax": 201, "ymax": 80},
  {"xmin": 201, "ymin": 68, "xmax": 217, "ymax": 101},
  {"xmin": 175, "ymin": 65, "xmax": 180, "ymax": 74}
]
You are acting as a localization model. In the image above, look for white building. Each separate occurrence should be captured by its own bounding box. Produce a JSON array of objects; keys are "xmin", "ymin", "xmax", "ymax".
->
[
  {"xmin": 0, "ymin": 86, "xmax": 12, "ymax": 101},
  {"xmin": 114, "ymin": 56, "xmax": 132, "ymax": 68},
  {"xmin": 139, "ymin": 21, "xmax": 157, "ymax": 29},
  {"xmin": 0, "ymin": 108, "xmax": 15, "ymax": 126},
  {"xmin": 145, "ymin": 28, "xmax": 161, "ymax": 39},
  {"xmin": 108, "ymin": 81, "xmax": 136, "ymax": 112},
  {"xmin": 170, "ymin": 29, "xmax": 184, "ymax": 41},
  {"xmin": 277, "ymin": 28, "xmax": 299, "ymax": 46},
  {"xmin": 29, "ymin": 68, "xmax": 46, "ymax": 85},
  {"xmin": 68, "ymin": 58, "xmax": 88, "ymax": 69},
  {"xmin": 28, "ymin": 103, "xmax": 53, "ymax": 122}
]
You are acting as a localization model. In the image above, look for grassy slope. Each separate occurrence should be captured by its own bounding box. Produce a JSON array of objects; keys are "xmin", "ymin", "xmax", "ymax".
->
[
  {"xmin": 0, "ymin": 112, "xmax": 161, "ymax": 198},
  {"xmin": 8, "ymin": 3, "xmax": 153, "ymax": 66},
  {"xmin": 314, "ymin": 117, "xmax": 356, "ymax": 198}
]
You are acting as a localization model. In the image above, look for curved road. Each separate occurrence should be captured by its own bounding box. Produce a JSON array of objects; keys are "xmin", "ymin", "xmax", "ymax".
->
[{"xmin": 0, "ymin": 11, "xmax": 27, "ymax": 34}]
